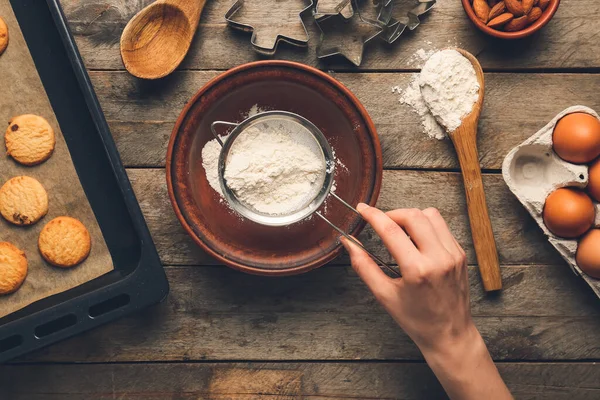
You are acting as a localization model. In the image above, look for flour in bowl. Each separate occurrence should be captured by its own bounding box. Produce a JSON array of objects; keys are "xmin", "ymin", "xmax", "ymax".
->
[
  {"xmin": 201, "ymin": 133, "xmax": 230, "ymax": 198},
  {"xmin": 223, "ymin": 123, "xmax": 326, "ymax": 215},
  {"xmin": 201, "ymin": 105, "xmax": 268, "ymax": 199}
]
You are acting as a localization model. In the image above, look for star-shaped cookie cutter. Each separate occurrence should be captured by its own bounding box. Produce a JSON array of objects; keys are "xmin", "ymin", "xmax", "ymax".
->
[
  {"xmin": 314, "ymin": 0, "xmax": 354, "ymax": 20},
  {"xmin": 315, "ymin": 0, "xmax": 392, "ymax": 66},
  {"xmin": 225, "ymin": 0, "xmax": 315, "ymax": 56}
]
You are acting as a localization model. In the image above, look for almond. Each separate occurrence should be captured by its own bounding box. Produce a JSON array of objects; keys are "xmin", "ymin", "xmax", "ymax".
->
[
  {"xmin": 527, "ymin": 6, "xmax": 543, "ymax": 23},
  {"xmin": 504, "ymin": 0, "xmax": 525, "ymax": 16},
  {"xmin": 504, "ymin": 15, "xmax": 529, "ymax": 31},
  {"xmin": 473, "ymin": 0, "xmax": 491, "ymax": 23},
  {"xmin": 538, "ymin": 0, "xmax": 550, "ymax": 11},
  {"xmin": 522, "ymin": 0, "xmax": 534, "ymax": 13},
  {"xmin": 487, "ymin": 13, "xmax": 514, "ymax": 29},
  {"xmin": 489, "ymin": 1, "xmax": 507, "ymax": 20}
]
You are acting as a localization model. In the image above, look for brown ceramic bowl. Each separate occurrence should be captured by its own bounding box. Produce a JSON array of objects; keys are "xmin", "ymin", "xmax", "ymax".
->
[
  {"xmin": 462, "ymin": 0, "xmax": 560, "ymax": 39},
  {"xmin": 166, "ymin": 61, "xmax": 383, "ymax": 276}
]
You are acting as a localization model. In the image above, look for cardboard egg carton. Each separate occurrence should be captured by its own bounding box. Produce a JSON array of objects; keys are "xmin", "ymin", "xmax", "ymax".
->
[{"xmin": 502, "ymin": 106, "xmax": 600, "ymax": 298}]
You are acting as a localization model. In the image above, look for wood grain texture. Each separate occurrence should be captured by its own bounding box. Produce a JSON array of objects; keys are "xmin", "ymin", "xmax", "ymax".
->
[
  {"xmin": 91, "ymin": 71, "xmax": 600, "ymax": 169},
  {"xmin": 452, "ymin": 126, "xmax": 502, "ymax": 290},
  {"xmin": 61, "ymin": 0, "xmax": 600, "ymax": 71},
  {"xmin": 16, "ymin": 265, "xmax": 600, "ymax": 363},
  {"xmin": 120, "ymin": 0, "xmax": 208, "ymax": 79},
  {"xmin": 451, "ymin": 50, "xmax": 502, "ymax": 291},
  {"xmin": 126, "ymin": 168, "xmax": 561, "ymax": 266},
  {"xmin": 19, "ymin": 1, "xmax": 600, "ymax": 393},
  {"xmin": 2, "ymin": 362, "xmax": 599, "ymax": 399}
]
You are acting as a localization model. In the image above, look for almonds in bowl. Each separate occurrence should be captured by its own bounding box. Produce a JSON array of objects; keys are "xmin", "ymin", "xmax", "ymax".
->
[{"xmin": 462, "ymin": 0, "xmax": 560, "ymax": 39}]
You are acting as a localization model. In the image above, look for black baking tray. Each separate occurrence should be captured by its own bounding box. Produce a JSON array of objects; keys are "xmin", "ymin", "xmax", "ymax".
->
[{"xmin": 0, "ymin": 0, "xmax": 169, "ymax": 362}]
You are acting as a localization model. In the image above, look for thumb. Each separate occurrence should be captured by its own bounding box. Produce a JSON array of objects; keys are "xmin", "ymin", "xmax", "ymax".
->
[{"xmin": 341, "ymin": 237, "xmax": 394, "ymax": 296}]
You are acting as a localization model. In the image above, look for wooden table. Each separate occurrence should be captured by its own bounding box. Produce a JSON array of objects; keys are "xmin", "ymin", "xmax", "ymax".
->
[{"xmin": 2, "ymin": 0, "xmax": 600, "ymax": 398}]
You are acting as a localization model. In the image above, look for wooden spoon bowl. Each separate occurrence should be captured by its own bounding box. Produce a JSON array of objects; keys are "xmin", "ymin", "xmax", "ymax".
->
[
  {"xmin": 453, "ymin": 49, "xmax": 485, "ymax": 133},
  {"xmin": 120, "ymin": 0, "xmax": 206, "ymax": 80}
]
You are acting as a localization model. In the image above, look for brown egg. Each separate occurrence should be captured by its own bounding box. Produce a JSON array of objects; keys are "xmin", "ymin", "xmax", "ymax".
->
[
  {"xmin": 543, "ymin": 188, "xmax": 595, "ymax": 238},
  {"xmin": 587, "ymin": 158, "xmax": 600, "ymax": 202},
  {"xmin": 553, "ymin": 113, "xmax": 600, "ymax": 164},
  {"xmin": 577, "ymin": 229, "xmax": 600, "ymax": 279}
]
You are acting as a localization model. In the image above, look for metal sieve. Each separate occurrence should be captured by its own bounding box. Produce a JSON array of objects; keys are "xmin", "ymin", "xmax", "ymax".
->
[{"xmin": 211, "ymin": 110, "xmax": 399, "ymax": 277}]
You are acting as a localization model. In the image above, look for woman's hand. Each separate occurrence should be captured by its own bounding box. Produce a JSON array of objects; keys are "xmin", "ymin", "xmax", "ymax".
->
[
  {"xmin": 342, "ymin": 204, "xmax": 512, "ymax": 400},
  {"xmin": 343, "ymin": 205, "xmax": 471, "ymax": 353}
]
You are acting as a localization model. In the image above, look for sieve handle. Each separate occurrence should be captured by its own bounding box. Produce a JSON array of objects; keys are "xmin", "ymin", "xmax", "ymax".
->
[
  {"xmin": 315, "ymin": 209, "xmax": 401, "ymax": 278},
  {"xmin": 211, "ymin": 121, "xmax": 240, "ymax": 147}
]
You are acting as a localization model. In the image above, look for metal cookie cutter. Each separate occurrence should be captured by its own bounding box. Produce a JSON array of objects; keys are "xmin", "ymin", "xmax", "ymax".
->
[
  {"xmin": 378, "ymin": 0, "xmax": 436, "ymax": 44},
  {"xmin": 314, "ymin": 0, "xmax": 354, "ymax": 20},
  {"xmin": 225, "ymin": 0, "xmax": 315, "ymax": 56},
  {"xmin": 315, "ymin": 0, "xmax": 392, "ymax": 66},
  {"xmin": 211, "ymin": 110, "xmax": 401, "ymax": 278}
]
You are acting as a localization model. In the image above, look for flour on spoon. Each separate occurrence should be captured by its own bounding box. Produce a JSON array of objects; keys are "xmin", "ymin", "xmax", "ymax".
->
[
  {"xmin": 419, "ymin": 49, "xmax": 479, "ymax": 133},
  {"xmin": 397, "ymin": 49, "xmax": 479, "ymax": 139}
]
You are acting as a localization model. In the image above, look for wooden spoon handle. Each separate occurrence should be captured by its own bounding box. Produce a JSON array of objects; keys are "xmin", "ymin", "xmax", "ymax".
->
[
  {"xmin": 452, "ymin": 132, "xmax": 502, "ymax": 291},
  {"xmin": 169, "ymin": 0, "xmax": 207, "ymax": 27}
]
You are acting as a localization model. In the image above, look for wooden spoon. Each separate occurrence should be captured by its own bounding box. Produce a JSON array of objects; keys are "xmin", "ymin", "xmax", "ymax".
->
[
  {"xmin": 120, "ymin": 0, "xmax": 207, "ymax": 80},
  {"xmin": 423, "ymin": 49, "xmax": 502, "ymax": 292}
]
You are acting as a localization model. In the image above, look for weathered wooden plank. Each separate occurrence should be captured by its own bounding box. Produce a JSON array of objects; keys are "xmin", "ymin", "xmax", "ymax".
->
[
  {"xmin": 62, "ymin": 0, "xmax": 600, "ymax": 71},
  {"xmin": 17, "ymin": 265, "xmax": 600, "ymax": 363},
  {"xmin": 2, "ymin": 362, "xmax": 599, "ymax": 399},
  {"xmin": 139, "ymin": 266, "xmax": 596, "ymax": 318},
  {"xmin": 95, "ymin": 72, "xmax": 600, "ymax": 169},
  {"xmin": 126, "ymin": 168, "xmax": 561, "ymax": 266}
]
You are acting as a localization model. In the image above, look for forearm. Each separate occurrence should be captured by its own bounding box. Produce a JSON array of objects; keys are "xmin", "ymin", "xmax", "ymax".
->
[{"xmin": 421, "ymin": 325, "xmax": 512, "ymax": 400}]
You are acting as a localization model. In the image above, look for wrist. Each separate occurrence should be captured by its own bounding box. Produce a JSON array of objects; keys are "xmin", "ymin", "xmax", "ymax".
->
[
  {"xmin": 421, "ymin": 323, "xmax": 488, "ymax": 379},
  {"xmin": 420, "ymin": 324, "xmax": 511, "ymax": 399}
]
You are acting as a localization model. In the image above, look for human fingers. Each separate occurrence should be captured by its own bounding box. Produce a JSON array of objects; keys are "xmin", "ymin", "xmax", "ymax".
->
[
  {"xmin": 385, "ymin": 208, "xmax": 447, "ymax": 255},
  {"xmin": 356, "ymin": 204, "xmax": 420, "ymax": 268},
  {"xmin": 421, "ymin": 208, "xmax": 465, "ymax": 260},
  {"xmin": 341, "ymin": 237, "xmax": 396, "ymax": 300}
]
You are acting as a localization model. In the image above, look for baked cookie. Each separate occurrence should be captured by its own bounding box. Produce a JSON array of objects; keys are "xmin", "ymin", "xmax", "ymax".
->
[
  {"xmin": 5, "ymin": 114, "xmax": 55, "ymax": 166},
  {"xmin": 0, "ymin": 17, "xmax": 8, "ymax": 56},
  {"xmin": 0, "ymin": 242, "xmax": 27, "ymax": 295},
  {"xmin": 0, "ymin": 176, "xmax": 48, "ymax": 226},
  {"xmin": 38, "ymin": 216, "xmax": 91, "ymax": 268}
]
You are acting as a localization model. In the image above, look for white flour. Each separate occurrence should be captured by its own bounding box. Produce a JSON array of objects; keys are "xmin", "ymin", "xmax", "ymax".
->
[
  {"xmin": 407, "ymin": 48, "xmax": 435, "ymax": 67},
  {"xmin": 202, "ymin": 104, "xmax": 267, "ymax": 199},
  {"xmin": 400, "ymin": 76, "xmax": 446, "ymax": 140},
  {"xmin": 223, "ymin": 124, "xmax": 326, "ymax": 215},
  {"xmin": 244, "ymin": 103, "xmax": 265, "ymax": 118},
  {"xmin": 419, "ymin": 49, "xmax": 479, "ymax": 133},
  {"xmin": 202, "ymin": 106, "xmax": 346, "ymax": 217},
  {"xmin": 201, "ymin": 133, "xmax": 230, "ymax": 198},
  {"xmin": 392, "ymin": 49, "xmax": 479, "ymax": 140}
]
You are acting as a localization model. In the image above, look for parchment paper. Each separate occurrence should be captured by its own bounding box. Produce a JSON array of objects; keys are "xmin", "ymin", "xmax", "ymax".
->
[{"xmin": 0, "ymin": 0, "xmax": 114, "ymax": 318}]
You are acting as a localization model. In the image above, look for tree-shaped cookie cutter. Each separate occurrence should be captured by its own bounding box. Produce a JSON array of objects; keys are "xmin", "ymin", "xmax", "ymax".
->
[
  {"xmin": 225, "ymin": 0, "xmax": 315, "ymax": 56},
  {"xmin": 225, "ymin": 0, "xmax": 436, "ymax": 64}
]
